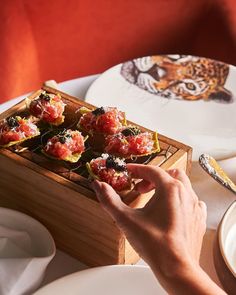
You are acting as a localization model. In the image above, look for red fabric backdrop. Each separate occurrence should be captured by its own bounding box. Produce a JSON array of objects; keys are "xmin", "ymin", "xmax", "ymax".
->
[{"xmin": 0, "ymin": 0, "xmax": 235, "ymax": 103}]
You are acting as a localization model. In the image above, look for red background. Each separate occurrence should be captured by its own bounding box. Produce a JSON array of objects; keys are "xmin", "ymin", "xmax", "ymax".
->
[{"xmin": 0, "ymin": 0, "xmax": 235, "ymax": 103}]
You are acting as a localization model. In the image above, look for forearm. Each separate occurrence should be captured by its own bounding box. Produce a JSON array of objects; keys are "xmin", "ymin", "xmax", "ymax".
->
[{"xmin": 150, "ymin": 262, "xmax": 226, "ymax": 295}]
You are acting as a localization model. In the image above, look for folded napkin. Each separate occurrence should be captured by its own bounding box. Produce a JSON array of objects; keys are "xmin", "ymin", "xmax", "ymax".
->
[
  {"xmin": 0, "ymin": 209, "xmax": 55, "ymax": 295},
  {"xmin": 190, "ymin": 156, "xmax": 236, "ymax": 229},
  {"xmin": 0, "ymin": 225, "xmax": 32, "ymax": 258}
]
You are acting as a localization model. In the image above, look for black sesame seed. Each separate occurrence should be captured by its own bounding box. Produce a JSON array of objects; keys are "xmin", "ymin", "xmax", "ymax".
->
[
  {"xmin": 7, "ymin": 117, "xmax": 19, "ymax": 128},
  {"xmin": 92, "ymin": 107, "xmax": 105, "ymax": 116}
]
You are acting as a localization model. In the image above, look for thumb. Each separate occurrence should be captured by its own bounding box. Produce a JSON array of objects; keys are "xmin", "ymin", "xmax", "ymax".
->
[{"xmin": 91, "ymin": 180, "xmax": 129, "ymax": 220}]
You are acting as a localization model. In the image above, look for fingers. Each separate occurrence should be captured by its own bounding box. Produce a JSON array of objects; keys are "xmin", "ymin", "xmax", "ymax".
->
[
  {"xmin": 167, "ymin": 169, "xmax": 192, "ymax": 190},
  {"xmin": 127, "ymin": 164, "xmax": 172, "ymax": 188},
  {"xmin": 167, "ymin": 168, "xmax": 199, "ymax": 202},
  {"xmin": 91, "ymin": 180, "xmax": 130, "ymax": 220},
  {"xmin": 134, "ymin": 179, "xmax": 155, "ymax": 194}
]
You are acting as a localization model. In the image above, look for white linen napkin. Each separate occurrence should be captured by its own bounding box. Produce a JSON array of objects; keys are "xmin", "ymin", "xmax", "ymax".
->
[
  {"xmin": 0, "ymin": 209, "xmax": 55, "ymax": 295},
  {"xmin": 0, "ymin": 226, "xmax": 32, "ymax": 258}
]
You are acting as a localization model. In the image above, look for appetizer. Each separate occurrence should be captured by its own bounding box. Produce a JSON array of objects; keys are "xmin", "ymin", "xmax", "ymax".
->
[
  {"xmin": 104, "ymin": 126, "xmax": 160, "ymax": 158},
  {"xmin": 86, "ymin": 154, "xmax": 132, "ymax": 191},
  {"xmin": 0, "ymin": 116, "xmax": 40, "ymax": 147},
  {"xmin": 78, "ymin": 106, "xmax": 126, "ymax": 135},
  {"xmin": 28, "ymin": 91, "xmax": 65, "ymax": 125},
  {"xmin": 42, "ymin": 129, "xmax": 86, "ymax": 162}
]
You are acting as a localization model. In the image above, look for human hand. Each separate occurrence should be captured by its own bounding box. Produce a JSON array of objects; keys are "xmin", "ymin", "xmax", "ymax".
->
[
  {"xmin": 92, "ymin": 164, "xmax": 206, "ymax": 273},
  {"xmin": 92, "ymin": 164, "xmax": 226, "ymax": 295}
]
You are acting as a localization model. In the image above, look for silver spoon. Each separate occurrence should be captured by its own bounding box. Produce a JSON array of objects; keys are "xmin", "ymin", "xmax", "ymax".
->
[{"xmin": 199, "ymin": 154, "xmax": 236, "ymax": 195}]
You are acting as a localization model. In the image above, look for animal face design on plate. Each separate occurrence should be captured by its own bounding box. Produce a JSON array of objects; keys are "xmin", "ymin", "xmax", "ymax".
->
[{"xmin": 120, "ymin": 55, "xmax": 233, "ymax": 103}]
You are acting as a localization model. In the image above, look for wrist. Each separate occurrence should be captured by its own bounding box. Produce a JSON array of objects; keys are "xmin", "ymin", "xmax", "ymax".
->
[
  {"xmin": 148, "ymin": 249, "xmax": 198, "ymax": 280},
  {"xmin": 150, "ymin": 258, "xmax": 226, "ymax": 295},
  {"xmin": 144, "ymin": 236, "xmax": 197, "ymax": 280}
]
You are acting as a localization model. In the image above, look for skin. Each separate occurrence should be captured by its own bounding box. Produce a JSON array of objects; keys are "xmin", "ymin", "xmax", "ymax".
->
[{"xmin": 91, "ymin": 164, "xmax": 226, "ymax": 295}]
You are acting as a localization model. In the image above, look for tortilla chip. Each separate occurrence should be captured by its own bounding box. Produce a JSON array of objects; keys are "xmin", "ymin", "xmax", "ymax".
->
[
  {"xmin": 0, "ymin": 131, "xmax": 40, "ymax": 148},
  {"xmin": 41, "ymin": 149, "xmax": 82, "ymax": 163},
  {"xmin": 86, "ymin": 162, "xmax": 100, "ymax": 180}
]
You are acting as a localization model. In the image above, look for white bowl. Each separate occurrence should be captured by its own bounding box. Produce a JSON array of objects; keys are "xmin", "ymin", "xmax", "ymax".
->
[
  {"xmin": 0, "ymin": 207, "xmax": 56, "ymax": 295},
  {"xmin": 214, "ymin": 201, "xmax": 236, "ymax": 294}
]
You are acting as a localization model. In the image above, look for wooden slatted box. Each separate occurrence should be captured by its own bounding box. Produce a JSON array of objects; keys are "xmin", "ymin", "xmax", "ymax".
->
[{"xmin": 0, "ymin": 86, "xmax": 192, "ymax": 266}]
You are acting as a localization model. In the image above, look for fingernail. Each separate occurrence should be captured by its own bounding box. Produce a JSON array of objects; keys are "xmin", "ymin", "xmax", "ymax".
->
[{"xmin": 168, "ymin": 169, "xmax": 177, "ymax": 177}]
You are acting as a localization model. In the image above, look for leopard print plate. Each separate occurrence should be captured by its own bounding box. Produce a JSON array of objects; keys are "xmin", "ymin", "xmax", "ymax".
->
[{"xmin": 121, "ymin": 55, "xmax": 232, "ymax": 103}]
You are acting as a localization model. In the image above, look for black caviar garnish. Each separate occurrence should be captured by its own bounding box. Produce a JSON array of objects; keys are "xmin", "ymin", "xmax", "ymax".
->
[
  {"xmin": 106, "ymin": 155, "xmax": 126, "ymax": 172},
  {"xmin": 58, "ymin": 136, "xmax": 67, "ymax": 144},
  {"xmin": 92, "ymin": 107, "xmax": 105, "ymax": 116},
  {"xmin": 57, "ymin": 129, "xmax": 72, "ymax": 144},
  {"xmin": 7, "ymin": 117, "xmax": 19, "ymax": 128},
  {"xmin": 121, "ymin": 126, "xmax": 141, "ymax": 137},
  {"xmin": 39, "ymin": 92, "xmax": 50, "ymax": 101}
]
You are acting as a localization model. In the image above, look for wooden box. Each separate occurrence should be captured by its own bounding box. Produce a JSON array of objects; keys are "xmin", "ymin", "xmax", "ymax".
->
[{"xmin": 0, "ymin": 86, "xmax": 192, "ymax": 266}]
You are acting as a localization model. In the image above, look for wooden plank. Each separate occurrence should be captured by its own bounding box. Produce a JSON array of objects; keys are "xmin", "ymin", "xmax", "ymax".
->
[
  {"xmin": 160, "ymin": 149, "xmax": 188, "ymax": 171},
  {"xmin": 124, "ymin": 239, "xmax": 140, "ymax": 265},
  {"xmin": 0, "ymin": 149, "xmax": 95, "ymax": 199}
]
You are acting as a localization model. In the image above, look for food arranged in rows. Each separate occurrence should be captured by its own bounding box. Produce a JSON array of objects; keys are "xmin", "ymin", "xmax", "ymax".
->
[{"xmin": 0, "ymin": 91, "xmax": 160, "ymax": 191}]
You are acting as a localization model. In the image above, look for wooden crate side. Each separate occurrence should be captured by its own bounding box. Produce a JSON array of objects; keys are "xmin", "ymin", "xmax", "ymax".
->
[
  {"xmin": 124, "ymin": 239, "xmax": 140, "ymax": 265},
  {"xmin": 0, "ymin": 148, "xmax": 95, "ymax": 199},
  {"xmin": 160, "ymin": 149, "xmax": 189, "ymax": 172},
  {"xmin": 0, "ymin": 153, "xmax": 128, "ymax": 266},
  {"xmin": 159, "ymin": 139, "xmax": 192, "ymax": 175}
]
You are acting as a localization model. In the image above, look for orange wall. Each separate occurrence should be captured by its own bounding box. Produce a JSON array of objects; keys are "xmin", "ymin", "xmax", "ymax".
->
[{"xmin": 0, "ymin": 0, "xmax": 235, "ymax": 103}]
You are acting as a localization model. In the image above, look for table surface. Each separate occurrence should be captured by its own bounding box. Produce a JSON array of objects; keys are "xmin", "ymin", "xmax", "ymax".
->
[{"xmin": 0, "ymin": 75, "xmax": 223, "ymax": 290}]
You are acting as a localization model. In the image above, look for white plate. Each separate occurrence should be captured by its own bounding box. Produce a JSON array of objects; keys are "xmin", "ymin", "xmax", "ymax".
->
[
  {"xmin": 85, "ymin": 55, "xmax": 236, "ymax": 161},
  {"xmin": 34, "ymin": 265, "xmax": 167, "ymax": 295},
  {"xmin": 220, "ymin": 201, "xmax": 236, "ymax": 275}
]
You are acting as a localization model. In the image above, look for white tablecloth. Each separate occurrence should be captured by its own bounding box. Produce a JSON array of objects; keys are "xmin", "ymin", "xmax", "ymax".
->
[{"xmin": 2, "ymin": 74, "xmax": 234, "ymax": 290}]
